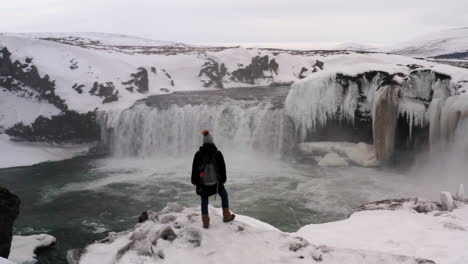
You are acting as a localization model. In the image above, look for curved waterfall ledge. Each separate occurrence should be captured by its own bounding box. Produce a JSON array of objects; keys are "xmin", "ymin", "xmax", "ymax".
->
[{"xmin": 98, "ymin": 86, "xmax": 295, "ymax": 158}]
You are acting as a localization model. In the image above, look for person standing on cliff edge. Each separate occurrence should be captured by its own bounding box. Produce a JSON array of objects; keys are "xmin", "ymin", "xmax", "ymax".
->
[
  {"xmin": 191, "ymin": 130, "xmax": 235, "ymax": 228},
  {"xmin": 0, "ymin": 185, "xmax": 20, "ymax": 259}
]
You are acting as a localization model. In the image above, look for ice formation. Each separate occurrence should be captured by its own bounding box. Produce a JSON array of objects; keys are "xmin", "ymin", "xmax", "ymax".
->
[
  {"xmin": 285, "ymin": 66, "xmax": 468, "ymax": 162},
  {"xmin": 440, "ymin": 192, "xmax": 455, "ymax": 211},
  {"xmin": 456, "ymin": 184, "xmax": 465, "ymax": 201}
]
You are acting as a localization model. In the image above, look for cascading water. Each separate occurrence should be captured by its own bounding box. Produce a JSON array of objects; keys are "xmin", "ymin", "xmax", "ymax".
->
[
  {"xmin": 100, "ymin": 87, "xmax": 295, "ymax": 158},
  {"xmin": 373, "ymin": 85, "xmax": 399, "ymax": 162}
]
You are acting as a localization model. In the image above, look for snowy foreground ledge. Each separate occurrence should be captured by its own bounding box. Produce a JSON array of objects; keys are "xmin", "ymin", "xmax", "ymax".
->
[{"xmin": 66, "ymin": 199, "xmax": 468, "ymax": 264}]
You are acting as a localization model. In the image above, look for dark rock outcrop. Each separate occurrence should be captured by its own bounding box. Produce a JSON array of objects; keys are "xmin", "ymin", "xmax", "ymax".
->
[
  {"xmin": 298, "ymin": 60, "xmax": 325, "ymax": 79},
  {"xmin": 89, "ymin": 82, "xmax": 119, "ymax": 103},
  {"xmin": 0, "ymin": 186, "xmax": 20, "ymax": 259},
  {"xmin": 122, "ymin": 67, "xmax": 149, "ymax": 94},
  {"xmin": 198, "ymin": 59, "xmax": 227, "ymax": 88},
  {"xmin": 0, "ymin": 47, "xmax": 67, "ymax": 111},
  {"xmin": 5, "ymin": 111, "xmax": 100, "ymax": 143},
  {"xmin": 231, "ymin": 55, "xmax": 278, "ymax": 84},
  {"xmin": 72, "ymin": 83, "xmax": 85, "ymax": 94}
]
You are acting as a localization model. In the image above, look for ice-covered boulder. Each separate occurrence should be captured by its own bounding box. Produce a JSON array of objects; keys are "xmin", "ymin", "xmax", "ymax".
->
[
  {"xmin": 72, "ymin": 203, "xmax": 436, "ymax": 264},
  {"xmin": 317, "ymin": 153, "xmax": 349, "ymax": 167}
]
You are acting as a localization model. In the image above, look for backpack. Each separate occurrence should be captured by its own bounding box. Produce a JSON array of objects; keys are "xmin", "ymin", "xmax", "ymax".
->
[{"xmin": 200, "ymin": 151, "xmax": 219, "ymax": 186}]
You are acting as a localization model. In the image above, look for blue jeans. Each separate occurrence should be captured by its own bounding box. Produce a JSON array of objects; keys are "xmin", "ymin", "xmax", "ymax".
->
[{"xmin": 201, "ymin": 188, "xmax": 229, "ymax": 214}]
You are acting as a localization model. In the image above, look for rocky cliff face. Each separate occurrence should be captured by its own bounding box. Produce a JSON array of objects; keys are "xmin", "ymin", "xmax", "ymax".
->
[{"xmin": 0, "ymin": 186, "xmax": 20, "ymax": 259}]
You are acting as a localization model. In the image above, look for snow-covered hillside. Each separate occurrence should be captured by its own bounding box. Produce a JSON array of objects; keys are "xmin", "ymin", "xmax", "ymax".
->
[
  {"xmin": 333, "ymin": 42, "xmax": 381, "ymax": 52},
  {"xmin": 391, "ymin": 27, "xmax": 468, "ymax": 59}
]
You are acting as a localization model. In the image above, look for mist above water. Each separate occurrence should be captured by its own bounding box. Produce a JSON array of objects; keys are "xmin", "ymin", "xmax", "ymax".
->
[{"xmin": 409, "ymin": 118, "xmax": 468, "ymax": 199}]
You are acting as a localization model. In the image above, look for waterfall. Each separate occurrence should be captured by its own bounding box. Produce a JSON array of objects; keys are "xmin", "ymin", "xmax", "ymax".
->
[
  {"xmin": 100, "ymin": 98, "xmax": 295, "ymax": 158},
  {"xmin": 372, "ymin": 85, "xmax": 399, "ymax": 162}
]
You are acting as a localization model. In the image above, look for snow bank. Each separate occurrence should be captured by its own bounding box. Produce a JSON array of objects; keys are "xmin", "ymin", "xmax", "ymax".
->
[
  {"xmin": 74, "ymin": 203, "xmax": 435, "ymax": 264},
  {"xmin": 0, "ymin": 89, "xmax": 60, "ymax": 130},
  {"xmin": 9, "ymin": 234, "xmax": 56, "ymax": 264},
  {"xmin": 391, "ymin": 27, "xmax": 468, "ymax": 57},
  {"xmin": 0, "ymin": 258, "xmax": 14, "ymax": 264},
  {"xmin": 298, "ymin": 142, "xmax": 378, "ymax": 167},
  {"xmin": 297, "ymin": 201, "xmax": 468, "ymax": 264},
  {"xmin": 0, "ymin": 134, "xmax": 90, "ymax": 169}
]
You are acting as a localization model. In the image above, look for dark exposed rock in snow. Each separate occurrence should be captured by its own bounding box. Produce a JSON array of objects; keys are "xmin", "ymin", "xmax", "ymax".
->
[
  {"xmin": 121, "ymin": 67, "xmax": 149, "ymax": 94},
  {"xmin": 72, "ymin": 83, "xmax": 85, "ymax": 94},
  {"xmin": 198, "ymin": 58, "xmax": 227, "ymax": 88},
  {"xmin": 0, "ymin": 186, "xmax": 20, "ymax": 259},
  {"xmin": 0, "ymin": 47, "xmax": 67, "ymax": 111},
  {"xmin": 69, "ymin": 59, "xmax": 79, "ymax": 70},
  {"xmin": 89, "ymin": 81, "xmax": 119, "ymax": 103},
  {"xmin": 231, "ymin": 55, "xmax": 278, "ymax": 84},
  {"xmin": 5, "ymin": 111, "xmax": 100, "ymax": 143}
]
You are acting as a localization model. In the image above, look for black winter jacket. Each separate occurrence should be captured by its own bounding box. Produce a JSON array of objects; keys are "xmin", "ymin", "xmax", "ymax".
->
[{"xmin": 191, "ymin": 143, "xmax": 226, "ymax": 197}]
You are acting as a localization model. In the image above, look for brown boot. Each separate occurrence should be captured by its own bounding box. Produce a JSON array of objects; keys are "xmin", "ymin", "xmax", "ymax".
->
[
  {"xmin": 202, "ymin": 214, "xmax": 210, "ymax": 228},
  {"xmin": 222, "ymin": 208, "xmax": 236, "ymax": 223}
]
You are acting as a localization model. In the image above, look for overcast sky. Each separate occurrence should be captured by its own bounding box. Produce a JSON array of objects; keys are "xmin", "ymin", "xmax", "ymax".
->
[{"xmin": 2, "ymin": 0, "xmax": 467, "ymax": 49}]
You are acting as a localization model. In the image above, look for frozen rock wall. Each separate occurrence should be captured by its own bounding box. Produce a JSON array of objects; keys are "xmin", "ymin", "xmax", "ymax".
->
[{"xmin": 285, "ymin": 66, "xmax": 467, "ymax": 162}]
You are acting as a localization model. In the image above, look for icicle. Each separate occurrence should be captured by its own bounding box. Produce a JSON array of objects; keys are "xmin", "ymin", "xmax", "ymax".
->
[
  {"xmin": 440, "ymin": 191, "xmax": 455, "ymax": 211},
  {"xmin": 456, "ymin": 184, "xmax": 465, "ymax": 201}
]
